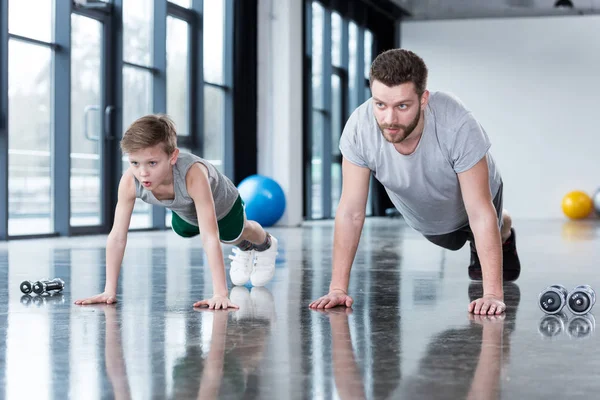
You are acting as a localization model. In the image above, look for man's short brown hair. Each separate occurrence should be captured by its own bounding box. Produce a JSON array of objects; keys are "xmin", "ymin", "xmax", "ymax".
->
[
  {"xmin": 369, "ymin": 49, "xmax": 428, "ymax": 96},
  {"xmin": 120, "ymin": 114, "xmax": 178, "ymax": 155}
]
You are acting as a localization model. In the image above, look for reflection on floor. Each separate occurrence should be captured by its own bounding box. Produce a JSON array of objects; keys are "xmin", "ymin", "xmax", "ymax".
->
[{"xmin": 1, "ymin": 217, "xmax": 600, "ymax": 399}]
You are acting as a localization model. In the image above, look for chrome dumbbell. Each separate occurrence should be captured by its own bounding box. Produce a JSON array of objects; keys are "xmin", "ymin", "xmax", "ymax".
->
[
  {"xmin": 566, "ymin": 285, "xmax": 596, "ymax": 315},
  {"xmin": 32, "ymin": 278, "xmax": 65, "ymax": 295},
  {"xmin": 539, "ymin": 284, "xmax": 569, "ymax": 315},
  {"xmin": 20, "ymin": 280, "xmax": 36, "ymax": 295},
  {"xmin": 21, "ymin": 278, "xmax": 65, "ymax": 295}
]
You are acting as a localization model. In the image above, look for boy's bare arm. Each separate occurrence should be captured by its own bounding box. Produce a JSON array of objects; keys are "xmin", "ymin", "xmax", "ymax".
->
[
  {"xmin": 75, "ymin": 171, "xmax": 135, "ymax": 305},
  {"xmin": 186, "ymin": 163, "xmax": 238, "ymax": 309}
]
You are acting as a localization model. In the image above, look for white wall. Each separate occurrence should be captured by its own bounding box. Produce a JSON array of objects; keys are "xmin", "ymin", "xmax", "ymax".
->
[
  {"xmin": 401, "ymin": 16, "xmax": 600, "ymax": 219},
  {"xmin": 257, "ymin": 0, "xmax": 304, "ymax": 227}
]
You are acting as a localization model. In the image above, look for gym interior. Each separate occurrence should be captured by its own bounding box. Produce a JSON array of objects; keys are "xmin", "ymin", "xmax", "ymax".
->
[{"xmin": 1, "ymin": 0, "xmax": 600, "ymax": 398}]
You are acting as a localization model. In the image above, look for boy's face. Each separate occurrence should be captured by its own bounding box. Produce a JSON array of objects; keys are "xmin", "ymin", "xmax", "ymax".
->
[{"xmin": 128, "ymin": 144, "xmax": 179, "ymax": 190}]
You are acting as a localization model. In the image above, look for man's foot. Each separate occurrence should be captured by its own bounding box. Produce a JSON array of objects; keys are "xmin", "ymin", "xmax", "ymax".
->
[
  {"xmin": 502, "ymin": 228, "xmax": 521, "ymax": 281},
  {"xmin": 251, "ymin": 234, "xmax": 277, "ymax": 286},
  {"xmin": 468, "ymin": 228, "xmax": 521, "ymax": 281},
  {"xmin": 229, "ymin": 247, "xmax": 255, "ymax": 286},
  {"xmin": 468, "ymin": 249, "xmax": 482, "ymax": 280}
]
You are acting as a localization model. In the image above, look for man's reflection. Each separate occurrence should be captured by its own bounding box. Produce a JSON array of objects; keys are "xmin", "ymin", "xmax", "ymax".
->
[
  {"xmin": 320, "ymin": 283, "xmax": 520, "ymax": 400},
  {"xmin": 316, "ymin": 308, "xmax": 366, "ymax": 400},
  {"xmin": 400, "ymin": 282, "xmax": 520, "ymax": 400}
]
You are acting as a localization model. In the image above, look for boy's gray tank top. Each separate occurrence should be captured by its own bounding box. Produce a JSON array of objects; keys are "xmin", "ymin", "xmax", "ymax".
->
[{"xmin": 134, "ymin": 151, "xmax": 239, "ymax": 226}]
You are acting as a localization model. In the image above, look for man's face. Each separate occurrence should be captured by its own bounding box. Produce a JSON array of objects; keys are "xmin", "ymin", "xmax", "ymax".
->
[
  {"xmin": 128, "ymin": 144, "xmax": 178, "ymax": 190},
  {"xmin": 371, "ymin": 80, "xmax": 428, "ymax": 144}
]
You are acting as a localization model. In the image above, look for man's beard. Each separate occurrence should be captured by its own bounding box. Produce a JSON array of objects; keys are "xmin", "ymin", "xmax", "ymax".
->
[{"xmin": 378, "ymin": 107, "xmax": 422, "ymax": 144}]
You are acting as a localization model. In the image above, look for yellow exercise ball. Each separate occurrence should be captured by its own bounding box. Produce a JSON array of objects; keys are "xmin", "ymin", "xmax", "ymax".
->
[{"xmin": 562, "ymin": 191, "xmax": 593, "ymax": 220}]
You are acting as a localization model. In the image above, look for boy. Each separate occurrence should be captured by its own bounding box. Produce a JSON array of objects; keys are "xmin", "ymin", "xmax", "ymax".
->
[{"xmin": 75, "ymin": 114, "xmax": 278, "ymax": 309}]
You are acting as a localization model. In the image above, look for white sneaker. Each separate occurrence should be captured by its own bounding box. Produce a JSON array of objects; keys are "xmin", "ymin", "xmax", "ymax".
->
[
  {"xmin": 229, "ymin": 247, "xmax": 254, "ymax": 286},
  {"xmin": 251, "ymin": 235, "xmax": 277, "ymax": 287}
]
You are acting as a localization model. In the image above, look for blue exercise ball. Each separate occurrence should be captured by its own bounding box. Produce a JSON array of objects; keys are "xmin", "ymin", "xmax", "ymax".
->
[
  {"xmin": 237, "ymin": 175, "xmax": 286, "ymax": 227},
  {"xmin": 594, "ymin": 188, "xmax": 600, "ymax": 216}
]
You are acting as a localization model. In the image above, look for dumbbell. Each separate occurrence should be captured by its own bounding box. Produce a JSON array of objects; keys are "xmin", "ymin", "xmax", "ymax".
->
[
  {"xmin": 566, "ymin": 285, "xmax": 596, "ymax": 315},
  {"xmin": 20, "ymin": 280, "xmax": 36, "ymax": 295},
  {"xmin": 32, "ymin": 278, "xmax": 65, "ymax": 295},
  {"xmin": 539, "ymin": 284, "xmax": 569, "ymax": 315},
  {"xmin": 21, "ymin": 279, "xmax": 65, "ymax": 295}
]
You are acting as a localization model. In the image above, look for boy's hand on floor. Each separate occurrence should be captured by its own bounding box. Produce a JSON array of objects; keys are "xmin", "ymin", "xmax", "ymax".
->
[
  {"xmin": 74, "ymin": 291, "xmax": 117, "ymax": 305},
  {"xmin": 193, "ymin": 294, "xmax": 239, "ymax": 310}
]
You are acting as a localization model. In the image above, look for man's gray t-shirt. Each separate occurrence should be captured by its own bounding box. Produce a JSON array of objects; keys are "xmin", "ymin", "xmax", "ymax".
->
[{"xmin": 339, "ymin": 91, "xmax": 502, "ymax": 236}]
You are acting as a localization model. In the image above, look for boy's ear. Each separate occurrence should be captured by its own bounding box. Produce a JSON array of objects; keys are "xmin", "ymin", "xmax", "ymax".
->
[{"xmin": 170, "ymin": 148, "xmax": 180, "ymax": 165}]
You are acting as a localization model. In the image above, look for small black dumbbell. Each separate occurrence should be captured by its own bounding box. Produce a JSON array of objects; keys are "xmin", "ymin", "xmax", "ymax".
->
[
  {"xmin": 20, "ymin": 280, "xmax": 36, "ymax": 295},
  {"xmin": 32, "ymin": 278, "xmax": 65, "ymax": 295},
  {"xmin": 539, "ymin": 284, "xmax": 568, "ymax": 314},
  {"xmin": 566, "ymin": 285, "xmax": 596, "ymax": 315}
]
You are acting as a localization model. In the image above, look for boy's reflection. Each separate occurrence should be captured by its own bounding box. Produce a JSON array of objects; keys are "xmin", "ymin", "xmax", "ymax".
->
[
  {"xmin": 99, "ymin": 287, "xmax": 275, "ymax": 399},
  {"xmin": 171, "ymin": 287, "xmax": 275, "ymax": 399},
  {"xmin": 103, "ymin": 305, "xmax": 132, "ymax": 400}
]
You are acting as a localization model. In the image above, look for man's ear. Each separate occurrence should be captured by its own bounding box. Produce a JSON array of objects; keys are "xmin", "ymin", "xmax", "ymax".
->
[{"xmin": 420, "ymin": 90, "xmax": 430, "ymax": 110}]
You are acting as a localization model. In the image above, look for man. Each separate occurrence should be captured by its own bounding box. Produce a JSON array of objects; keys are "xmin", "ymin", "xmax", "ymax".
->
[{"xmin": 309, "ymin": 49, "xmax": 520, "ymax": 315}]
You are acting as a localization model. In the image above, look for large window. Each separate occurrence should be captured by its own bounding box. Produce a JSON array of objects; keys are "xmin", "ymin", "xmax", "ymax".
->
[
  {"xmin": 306, "ymin": 1, "xmax": 374, "ymax": 220},
  {"xmin": 122, "ymin": 0, "xmax": 154, "ymax": 229},
  {"xmin": 70, "ymin": 14, "xmax": 103, "ymax": 227},
  {"xmin": 203, "ymin": 0, "xmax": 232, "ymax": 173},
  {"xmin": 7, "ymin": 0, "xmax": 55, "ymax": 235},
  {"xmin": 166, "ymin": 15, "xmax": 190, "ymax": 137},
  {"xmin": 0, "ymin": 0, "xmax": 236, "ymax": 239}
]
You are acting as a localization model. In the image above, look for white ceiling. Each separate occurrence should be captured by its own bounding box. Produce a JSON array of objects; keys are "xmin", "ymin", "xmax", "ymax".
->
[{"xmin": 391, "ymin": 0, "xmax": 600, "ymax": 19}]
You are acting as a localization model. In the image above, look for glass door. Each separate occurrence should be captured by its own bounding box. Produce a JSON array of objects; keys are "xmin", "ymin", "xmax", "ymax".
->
[{"xmin": 69, "ymin": 9, "xmax": 112, "ymax": 231}]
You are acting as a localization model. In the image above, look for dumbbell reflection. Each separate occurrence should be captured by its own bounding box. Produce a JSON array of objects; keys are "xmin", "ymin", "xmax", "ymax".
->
[
  {"xmin": 20, "ymin": 293, "xmax": 65, "ymax": 307},
  {"xmin": 537, "ymin": 313, "xmax": 595, "ymax": 340},
  {"xmin": 538, "ymin": 312, "xmax": 569, "ymax": 339},
  {"xmin": 566, "ymin": 314, "xmax": 595, "ymax": 339}
]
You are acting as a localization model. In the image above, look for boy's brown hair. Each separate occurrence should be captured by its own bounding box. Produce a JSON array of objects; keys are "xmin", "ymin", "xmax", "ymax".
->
[
  {"xmin": 120, "ymin": 114, "xmax": 178, "ymax": 155},
  {"xmin": 369, "ymin": 49, "xmax": 428, "ymax": 96}
]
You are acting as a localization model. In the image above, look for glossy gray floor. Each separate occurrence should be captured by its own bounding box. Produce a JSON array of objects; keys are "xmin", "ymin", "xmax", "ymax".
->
[{"xmin": 1, "ymin": 217, "xmax": 600, "ymax": 400}]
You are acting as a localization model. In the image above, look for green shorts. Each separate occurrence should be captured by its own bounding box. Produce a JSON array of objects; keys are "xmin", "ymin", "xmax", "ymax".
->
[{"xmin": 170, "ymin": 196, "xmax": 246, "ymax": 243}]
